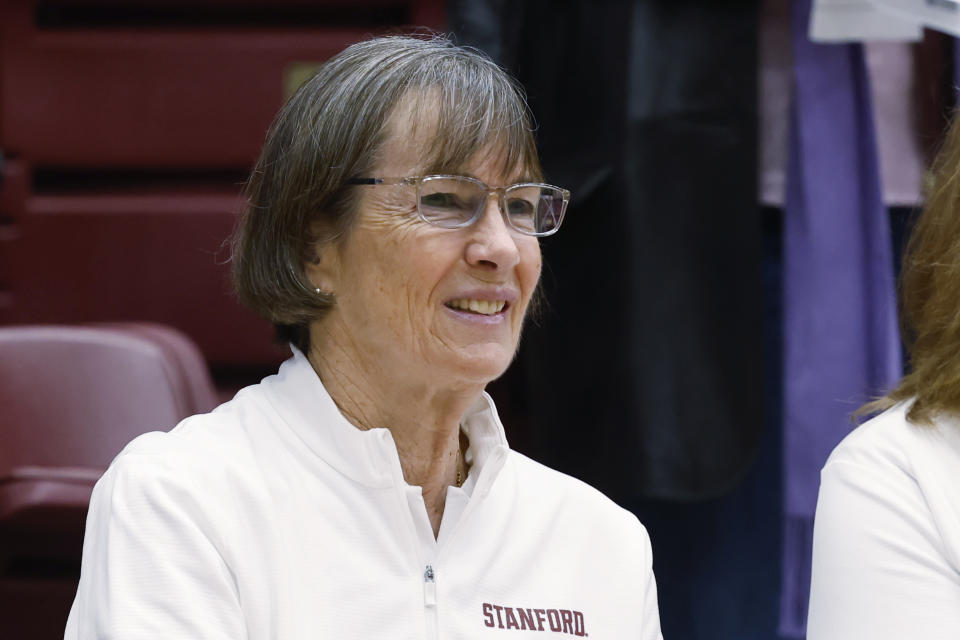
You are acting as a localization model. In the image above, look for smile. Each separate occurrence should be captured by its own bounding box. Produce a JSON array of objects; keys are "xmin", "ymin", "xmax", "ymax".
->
[{"xmin": 445, "ymin": 299, "xmax": 508, "ymax": 315}]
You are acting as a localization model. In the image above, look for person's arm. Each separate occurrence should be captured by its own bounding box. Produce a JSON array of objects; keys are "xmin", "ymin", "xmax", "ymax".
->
[
  {"xmin": 65, "ymin": 448, "xmax": 246, "ymax": 639},
  {"xmin": 807, "ymin": 458, "xmax": 960, "ymax": 639},
  {"xmin": 637, "ymin": 524, "xmax": 664, "ymax": 640}
]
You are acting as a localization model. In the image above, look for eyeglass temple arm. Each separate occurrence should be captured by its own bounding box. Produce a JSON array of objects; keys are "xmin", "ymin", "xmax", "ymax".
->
[{"xmin": 345, "ymin": 177, "xmax": 412, "ymax": 185}]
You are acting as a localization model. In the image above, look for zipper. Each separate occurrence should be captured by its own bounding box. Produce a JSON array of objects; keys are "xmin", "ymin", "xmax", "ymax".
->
[
  {"xmin": 417, "ymin": 448, "xmax": 507, "ymax": 639},
  {"xmin": 424, "ymin": 564, "xmax": 438, "ymax": 638}
]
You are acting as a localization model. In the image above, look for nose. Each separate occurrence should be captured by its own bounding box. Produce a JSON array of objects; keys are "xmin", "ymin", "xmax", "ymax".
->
[{"xmin": 464, "ymin": 193, "xmax": 521, "ymax": 271}]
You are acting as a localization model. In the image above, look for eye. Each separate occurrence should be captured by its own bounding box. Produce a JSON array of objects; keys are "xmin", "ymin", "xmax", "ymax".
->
[
  {"xmin": 420, "ymin": 192, "xmax": 469, "ymax": 210},
  {"xmin": 505, "ymin": 197, "xmax": 535, "ymax": 217},
  {"xmin": 419, "ymin": 189, "xmax": 483, "ymax": 226}
]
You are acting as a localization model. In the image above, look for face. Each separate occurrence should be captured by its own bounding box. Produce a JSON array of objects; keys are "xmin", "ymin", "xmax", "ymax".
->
[{"xmin": 307, "ymin": 103, "xmax": 543, "ymax": 392}]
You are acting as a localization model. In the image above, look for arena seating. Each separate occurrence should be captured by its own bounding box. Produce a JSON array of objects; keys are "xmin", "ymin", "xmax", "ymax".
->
[
  {"xmin": 0, "ymin": 324, "xmax": 219, "ymax": 636},
  {"xmin": 0, "ymin": 0, "xmax": 444, "ymax": 376},
  {"xmin": 0, "ymin": 4, "xmax": 445, "ymax": 635}
]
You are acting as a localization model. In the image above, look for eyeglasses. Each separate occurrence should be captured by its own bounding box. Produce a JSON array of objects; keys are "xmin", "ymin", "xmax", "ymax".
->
[{"xmin": 346, "ymin": 175, "xmax": 570, "ymax": 237}]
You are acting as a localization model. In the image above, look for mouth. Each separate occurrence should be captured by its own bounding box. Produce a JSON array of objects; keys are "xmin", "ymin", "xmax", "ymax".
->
[{"xmin": 445, "ymin": 298, "xmax": 509, "ymax": 316}]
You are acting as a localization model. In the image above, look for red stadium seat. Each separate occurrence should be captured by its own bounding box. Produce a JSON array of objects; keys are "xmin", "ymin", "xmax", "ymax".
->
[
  {"xmin": 0, "ymin": 324, "xmax": 217, "ymax": 638},
  {"xmin": 0, "ymin": 0, "xmax": 445, "ymax": 375},
  {"xmin": 97, "ymin": 322, "xmax": 221, "ymax": 414}
]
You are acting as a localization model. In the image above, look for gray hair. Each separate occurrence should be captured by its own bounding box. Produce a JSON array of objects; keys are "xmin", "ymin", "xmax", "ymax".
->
[{"xmin": 231, "ymin": 33, "xmax": 542, "ymax": 352}]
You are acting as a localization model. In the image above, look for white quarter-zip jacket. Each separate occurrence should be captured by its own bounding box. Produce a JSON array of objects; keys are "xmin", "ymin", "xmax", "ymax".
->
[{"xmin": 65, "ymin": 348, "xmax": 663, "ymax": 639}]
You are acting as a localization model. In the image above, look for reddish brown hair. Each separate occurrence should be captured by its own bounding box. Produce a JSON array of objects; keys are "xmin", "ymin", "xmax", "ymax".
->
[{"xmin": 866, "ymin": 112, "xmax": 960, "ymax": 424}]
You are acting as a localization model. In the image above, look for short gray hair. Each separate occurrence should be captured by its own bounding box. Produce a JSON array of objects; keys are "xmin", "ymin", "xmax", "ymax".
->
[{"xmin": 231, "ymin": 33, "xmax": 542, "ymax": 352}]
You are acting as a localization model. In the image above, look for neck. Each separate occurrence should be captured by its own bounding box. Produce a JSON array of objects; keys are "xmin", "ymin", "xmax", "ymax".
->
[{"xmin": 307, "ymin": 326, "xmax": 481, "ymax": 536}]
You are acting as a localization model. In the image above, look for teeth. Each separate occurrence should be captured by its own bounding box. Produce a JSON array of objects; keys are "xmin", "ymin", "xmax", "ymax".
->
[{"xmin": 448, "ymin": 299, "xmax": 507, "ymax": 315}]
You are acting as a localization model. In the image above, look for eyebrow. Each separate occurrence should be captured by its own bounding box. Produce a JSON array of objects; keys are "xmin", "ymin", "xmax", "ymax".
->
[{"xmin": 455, "ymin": 172, "xmax": 540, "ymax": 185}]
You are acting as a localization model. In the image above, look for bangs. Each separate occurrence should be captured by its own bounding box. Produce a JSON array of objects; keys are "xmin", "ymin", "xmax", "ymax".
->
[
  {"xmin": 402, "ymin": 57, "xmax": 543, "ymax": 181},
  {"xmin": 233, "ymin": 33, "xmax": 547, "ymax": 355}
]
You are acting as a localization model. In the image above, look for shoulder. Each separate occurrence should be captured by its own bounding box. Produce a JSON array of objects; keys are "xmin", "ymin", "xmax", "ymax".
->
[
  {"xmin": 83, "ymin": 384, "xmax": 296, "ymax": 569},
  {"xmin": 824, "ymin": 403, "xmax": 914, "ymax": 474},
  {"xmin": 496, "ymin": 451, "xmax": 656, "ymax": 603},
  {"xmin": 817, "ymin": 403, "xmax": 937, "ymax": 533},
  {"xmin": 504, "ymin": 450, "xmax": 650, "ymax": 544},
  {"xmin": 103, "ymin": 384, "xmax": 282, "ymax": 500},
  {"xmin": 815, "ymin": 399, "xmax": 960, "ymax": 581},
  {"xmin": 809, "ymin": 408, "xmax": 960, "ymax": 638},
  {"xmin": 825, "ymin": 401, "xmax": 960, "ymax": 487}
]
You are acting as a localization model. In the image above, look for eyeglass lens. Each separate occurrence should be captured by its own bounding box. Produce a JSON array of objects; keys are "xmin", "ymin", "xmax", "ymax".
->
[{"xmin": 418, "ymin": 177, "xmax": 564, "ymax": 235}]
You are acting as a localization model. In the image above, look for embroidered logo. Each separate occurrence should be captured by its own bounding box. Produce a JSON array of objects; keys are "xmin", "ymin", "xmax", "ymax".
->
[{"xmin": 482, "ymin": 602, "xmax": 588, "ymax": 636}]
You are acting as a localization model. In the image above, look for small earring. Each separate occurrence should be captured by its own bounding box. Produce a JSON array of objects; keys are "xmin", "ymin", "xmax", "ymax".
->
[{"xmin": 315, "ymin": 288, "xmax": 322, "ymax": 294}]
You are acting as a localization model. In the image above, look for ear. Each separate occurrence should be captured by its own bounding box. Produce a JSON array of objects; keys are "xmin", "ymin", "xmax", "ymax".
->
[{"xmin": 304, "ymin": 231, "xmax": 341, "ymax": 295}]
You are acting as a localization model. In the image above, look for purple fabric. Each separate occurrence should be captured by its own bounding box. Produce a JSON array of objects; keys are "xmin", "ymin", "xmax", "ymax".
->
[{"xmin": 780, "ymin": 0, "xmax": 903, "ymax": 636}]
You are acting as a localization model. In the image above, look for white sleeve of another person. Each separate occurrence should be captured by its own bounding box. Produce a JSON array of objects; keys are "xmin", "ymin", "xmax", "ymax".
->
[{"xmin": 806, "ymin": 456, "xmax": 960, "ymax": 640}]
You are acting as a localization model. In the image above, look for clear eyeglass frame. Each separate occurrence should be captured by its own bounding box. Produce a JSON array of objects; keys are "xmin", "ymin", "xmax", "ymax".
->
[{"xmin": 346, "ymin": 174, "xmax": 570, "ymax": 237}]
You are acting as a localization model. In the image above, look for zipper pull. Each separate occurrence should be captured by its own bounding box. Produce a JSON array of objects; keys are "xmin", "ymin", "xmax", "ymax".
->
[{"xmin": 423, "ymin": 564, "xmax": 437, "ymax": 607}]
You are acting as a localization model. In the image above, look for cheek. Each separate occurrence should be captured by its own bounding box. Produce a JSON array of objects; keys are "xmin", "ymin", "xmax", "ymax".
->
[
  {"xmin": 376, "ymin": 234, "xmax": 449, "ymax": 312},
  {"xmin": 519, "ymin": 241, "xmax": 543, "ymax": 294}
]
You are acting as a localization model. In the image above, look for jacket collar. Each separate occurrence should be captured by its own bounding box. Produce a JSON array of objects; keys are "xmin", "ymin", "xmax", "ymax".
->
[{"xmin": 261, "ymin": 346, "xmax": 509, "ymax": 489}]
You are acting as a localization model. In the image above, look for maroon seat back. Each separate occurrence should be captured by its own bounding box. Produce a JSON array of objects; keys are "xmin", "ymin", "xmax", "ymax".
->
[
  {"xmin": 0, "ymin": 324, "xmax": 217, "ymax": 637},
  {"xmin": 0, "ymin": 324, "xmax": 218, "ymax": 524},
  {"xmin": 0, "ymin": 325, "xmax": 190, "ymax": 475},
  {"xmin": 97, "ymin": 322, "xmax": 220, "ymax": 415}
]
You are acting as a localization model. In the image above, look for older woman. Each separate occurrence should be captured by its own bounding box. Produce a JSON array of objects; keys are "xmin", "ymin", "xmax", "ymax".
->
[
  {"xmin": 806, "ymin": 113, "xmax": 960, "ymax": 638},
  {"xmin": 65, "ymin": 35, "xmax": 662, "ymax": 638}
]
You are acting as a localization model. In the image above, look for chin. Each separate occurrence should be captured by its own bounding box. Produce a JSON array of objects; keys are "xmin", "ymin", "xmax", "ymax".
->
[{"xmin": 447, "ymin": 346, "xmax": 516, "ymax": 386}]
